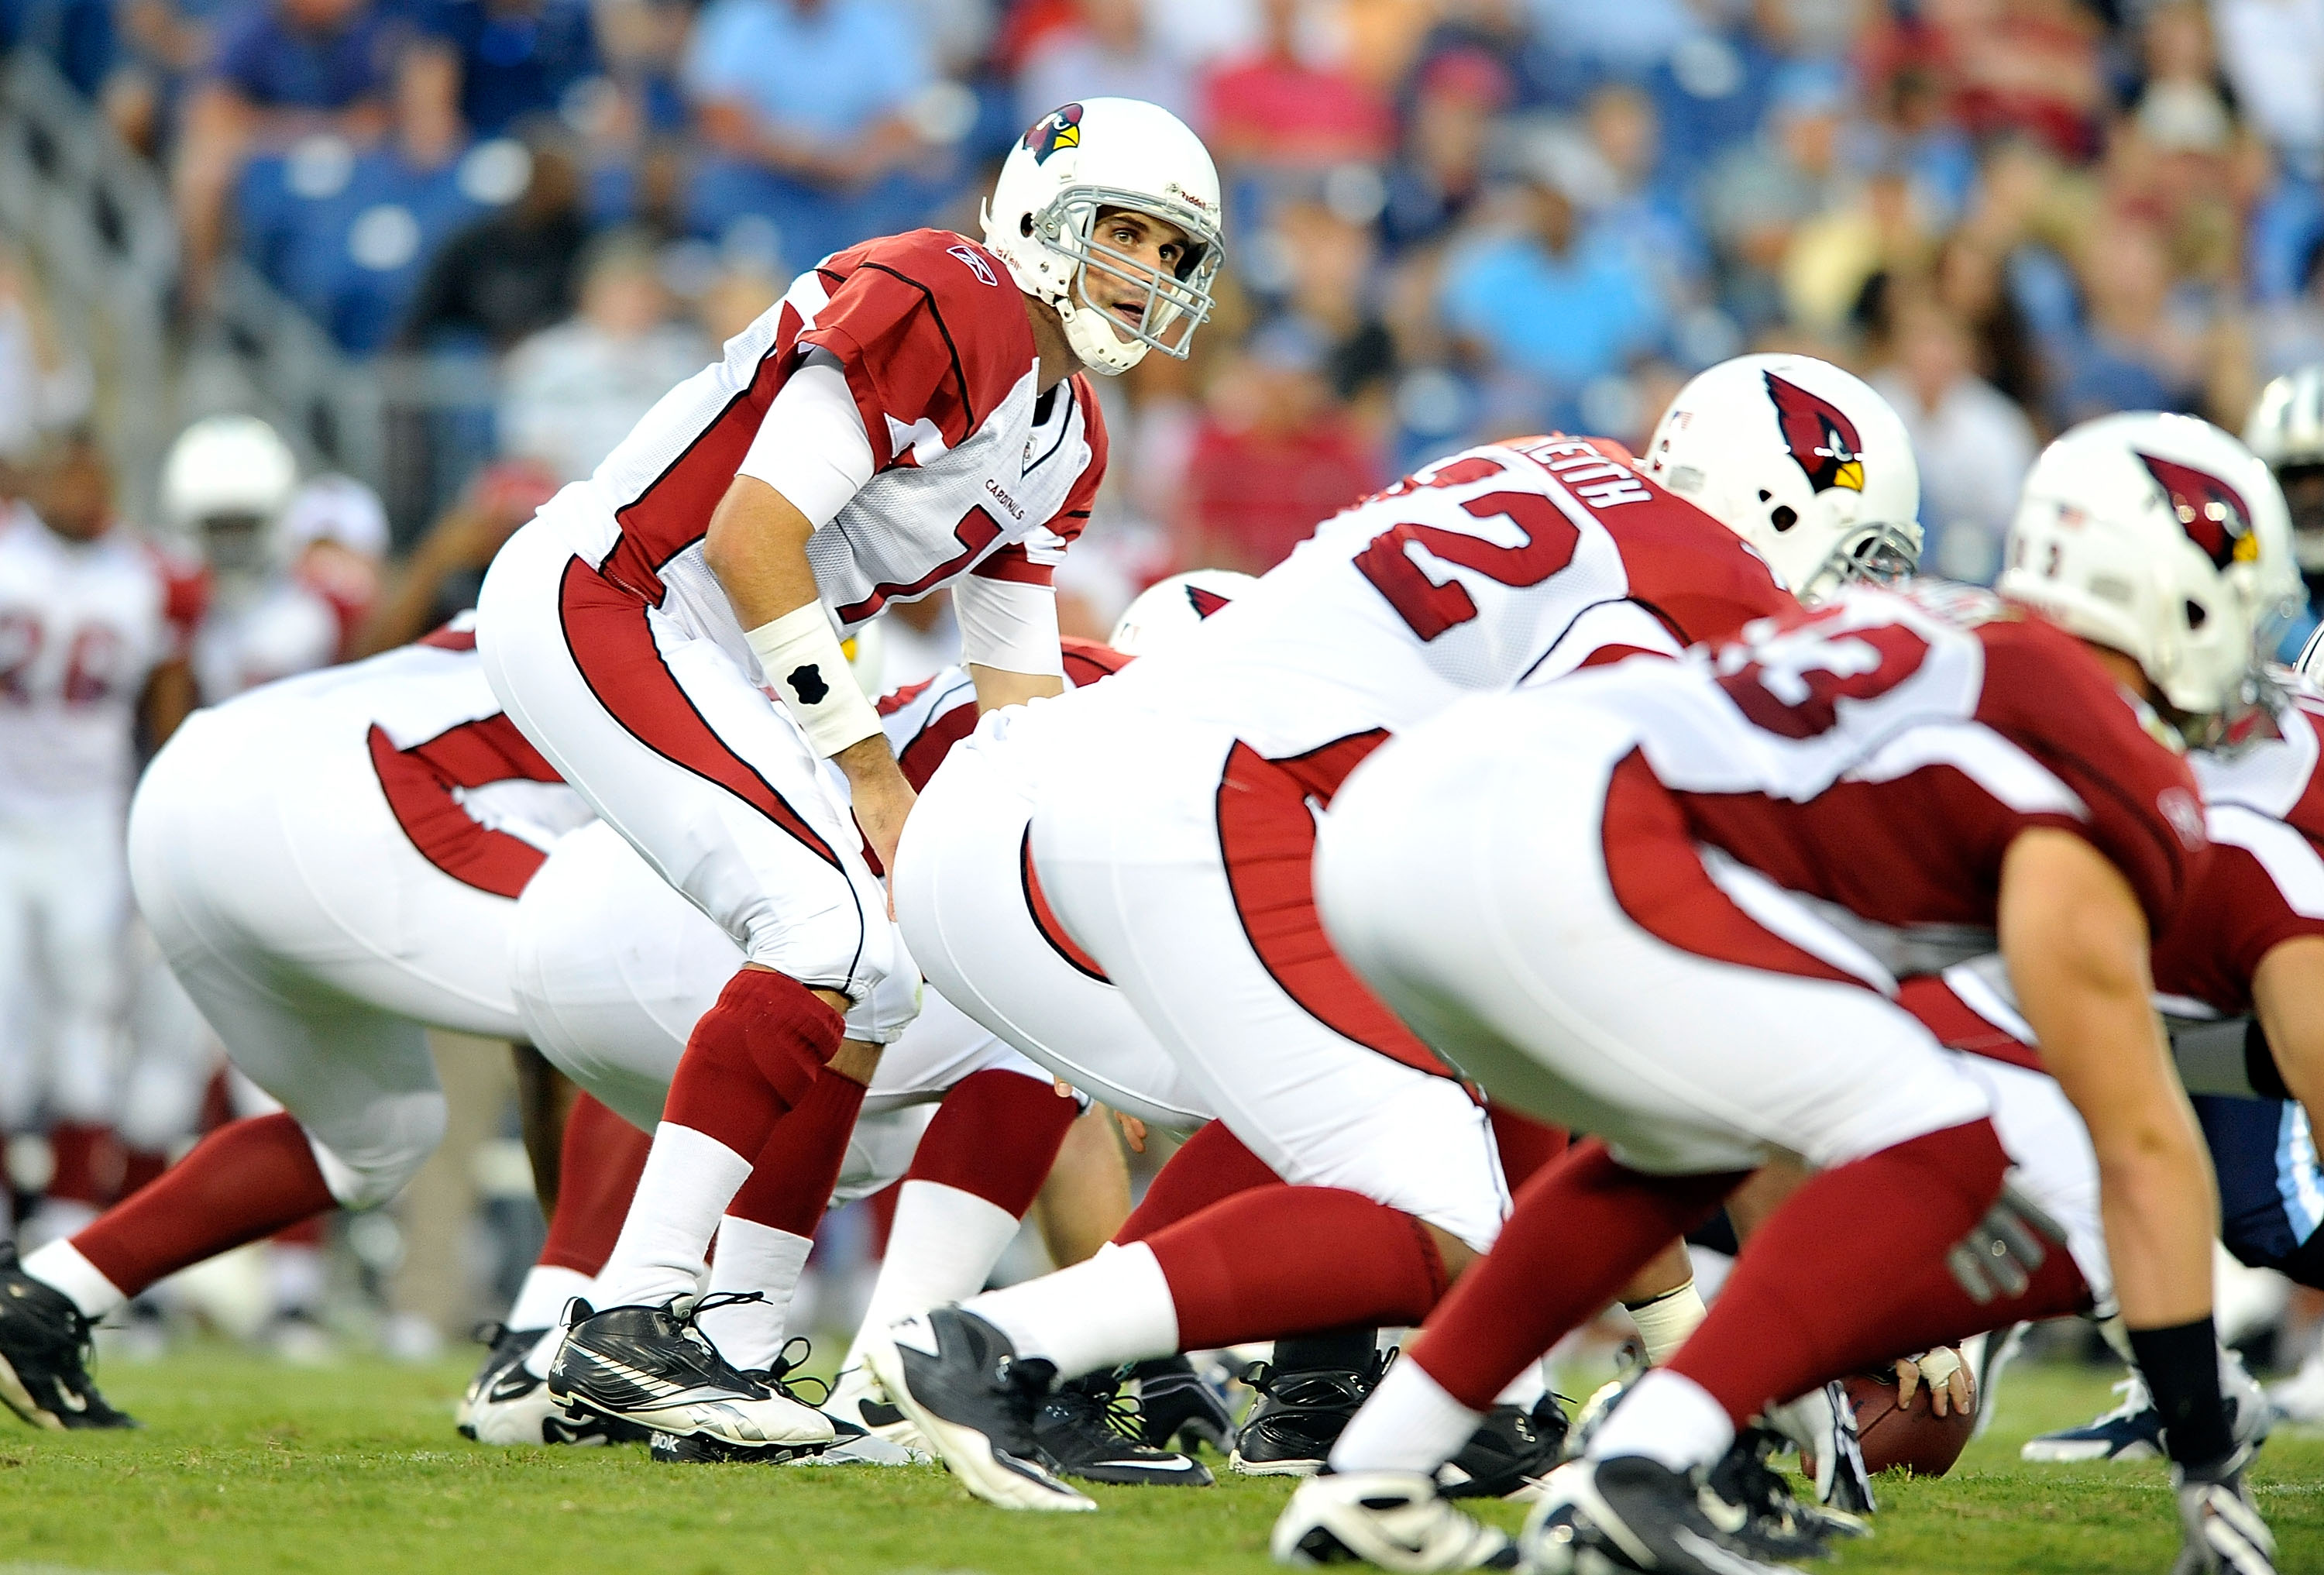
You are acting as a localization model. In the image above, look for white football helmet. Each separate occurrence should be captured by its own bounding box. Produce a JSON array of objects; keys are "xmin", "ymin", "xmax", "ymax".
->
[
  {"xmin": 2244, "ymin": 366, "xmax": 2324, "ymax": 569},
  {"xmin": 1642, "ymin": 353, "xmax": 1922, "ymax": 604},
  {"xmin": 982, "ymin": 98, "xmax": 1224, "ymax": 376},
  {"xmin": 160, "ymin": 414, "xmax": 298, "ymax": 576},
  {"xmin": 1999, "ymin": 412, "xmax": 2300, "ymax": 720},
  {"xmin": 1109, "ymin": 568, "xmax": 1257, "ymax": 655}
]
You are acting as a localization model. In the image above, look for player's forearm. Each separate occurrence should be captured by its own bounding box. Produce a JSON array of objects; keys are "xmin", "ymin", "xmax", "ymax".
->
[
  {"xmin": 703, "ymin": 475, "xmax": 823, "ymax": 630},
  {"xmin": 968, "ymin": 663, "xmax": 1064, "ymax": 714},
  {"xmin": 2254, "ymin": 937, "xmax": 2324, "ymax": 1119}
]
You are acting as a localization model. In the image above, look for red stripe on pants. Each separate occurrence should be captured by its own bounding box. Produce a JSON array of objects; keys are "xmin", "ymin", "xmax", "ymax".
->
[
  {"xmin": 1215, "ymin": 734, "xmax": 1452, "ymax": 1078},
  {"xmin": 554, "ymin": 554, "xmax": 839, "ymax": 868},
  {"xmin": 1600, "ymin": 749, "xmax": 1867, "ymax": 986}
]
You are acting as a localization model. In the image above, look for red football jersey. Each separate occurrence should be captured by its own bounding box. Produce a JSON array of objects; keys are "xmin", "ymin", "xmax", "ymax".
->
[
  {"xmin": 1571, "ymin": 586, "xmax": 2210, "ymax": 952},
  {"xmin": 2151, "ymin": 696, "xmax": 2324, "ymax": 1016}
]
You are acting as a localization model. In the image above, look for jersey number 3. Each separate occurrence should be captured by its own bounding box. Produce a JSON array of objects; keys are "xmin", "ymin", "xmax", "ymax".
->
[{"xmin": 1353, "ymin": 490, "xmax": 1580, "ymax": 641}]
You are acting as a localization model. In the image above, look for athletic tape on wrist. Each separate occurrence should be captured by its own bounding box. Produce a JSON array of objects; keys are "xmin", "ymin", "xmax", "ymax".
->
[{"xmin": 747, "ymin": 604, "xmax": 882, "ymax": 757}]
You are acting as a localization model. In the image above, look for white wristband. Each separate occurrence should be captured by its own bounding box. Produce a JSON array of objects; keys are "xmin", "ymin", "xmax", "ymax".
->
[{"xmin": 747, "ymin": 604, "xmax": 882, "ymax": 757}]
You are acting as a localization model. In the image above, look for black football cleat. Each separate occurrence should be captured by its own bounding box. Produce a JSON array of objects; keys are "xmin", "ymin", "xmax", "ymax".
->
[
  {"xmin": 1129, "ymin": 1354, "xmax": 1236, "ymax": 1453},
  {"xmin": 1231, "ymin": 1346, "xmax": 1394, "ymax": 1477},
  {"xmin": 1033, "ymin": 1371, "xmax": 1213, "ymax": 1487},
  {"xmin": 546, "ymin": 1295, "xmax": 834, "ymax": 1450},
  {"xmin": 1439, "ymin": 1394, "xmax": 1571, "ymax": 1500},
  {"xmin": 1521, "ymin": 1457, "xmax": 1803, "ymax": 1575},
  {"xmin": 1707, "ymin": 1428, "xmax": 1868, "ymax": 1556},
  {"xmin": 0, "ymin": 1243, "xmax": 134, "ymax": 1431},
  {"xmin": 866, "ymin": 1307, "xmax": 1095, "ymax": 1511}
]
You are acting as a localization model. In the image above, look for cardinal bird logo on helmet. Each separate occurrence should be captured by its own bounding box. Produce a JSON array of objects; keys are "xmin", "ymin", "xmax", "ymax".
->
[
  {"xmin": 1023, "ymin": 103, "xmax": 1084, "ymax": 164},
  {"xmin": 2138, "ymin": 452, "xmax": 2260, "ymax": 569},
  {"xmin": 1765, "ymin": 372, "xmax": 1866, "ymax": 494},
  {"xmin": 1185, "ymin": 584, "xmax": 1232, "ymax": 619}
]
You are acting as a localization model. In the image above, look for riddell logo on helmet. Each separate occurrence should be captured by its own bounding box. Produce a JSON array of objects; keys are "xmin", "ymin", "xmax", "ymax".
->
[
  {"xmin": 1024, "ymin": 104, "xmax": 1083, "ymax": 163},
  {"xmin": 1765, "ymin": 373, "xmax": 1865, "ymax": 494},
  {"xmin": 2137, "ymin": 452, "xmax": 2259, "ymax": 570}
]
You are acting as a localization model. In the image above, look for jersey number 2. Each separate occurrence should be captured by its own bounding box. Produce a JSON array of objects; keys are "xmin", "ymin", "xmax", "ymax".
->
[{"xmin": 1353, "ymin": 491, "xmax": 1580, "ymax": 641}]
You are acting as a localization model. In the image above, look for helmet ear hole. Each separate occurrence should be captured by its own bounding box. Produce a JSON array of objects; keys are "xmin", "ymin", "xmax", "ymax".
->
[
  {"xmin": 1769, "ymin": 505, "xmax": 1799, "ymax": 533},
  {"xmin": 2185, "ymin": 599, "xmax": 2208, "ymax": 630},
  {"xmin": 1019, "ymin": 213, "xmax": 1035, "ymax": 237}
]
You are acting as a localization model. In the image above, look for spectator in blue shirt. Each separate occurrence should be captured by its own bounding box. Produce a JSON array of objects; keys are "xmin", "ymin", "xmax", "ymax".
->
[
  {"xmin": 419, "ymin": 0, "xmax": 598, "ymax": 135},
  {"xmin": 176, "ymin": 0, "xmax": 409, "ymax": 304},
  {"xmin": 1438, "ymin": 156, "xmax": 1667, "ymax": 428},
  {"xmin": 679, "ymin": 0, "xmax": 938, "ymax": 266}
]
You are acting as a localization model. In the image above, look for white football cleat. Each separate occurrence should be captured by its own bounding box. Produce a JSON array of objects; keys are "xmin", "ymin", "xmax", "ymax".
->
[{"xmin": 1271, "ymin": 1471, "xmax": 1515, "ymax": 1570}]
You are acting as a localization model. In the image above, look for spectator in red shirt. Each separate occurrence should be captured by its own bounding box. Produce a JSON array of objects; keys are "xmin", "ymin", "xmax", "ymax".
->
[
  {"xmin": 1177, "ymin": 318, "xmax": 1385, "ymax": 574},
  {"xmin": 1200, "ymin": 0, "xmax": 1394, "ymax": 174}
]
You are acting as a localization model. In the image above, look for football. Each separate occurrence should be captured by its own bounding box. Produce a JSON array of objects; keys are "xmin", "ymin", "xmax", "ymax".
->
[{"xmin": 1845, "ymin": 1364, "xmax": 1978, "ymax": 1478}]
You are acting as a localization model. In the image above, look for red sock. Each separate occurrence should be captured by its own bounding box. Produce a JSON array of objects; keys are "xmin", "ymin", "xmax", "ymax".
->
[
  {"xmin": 70, "ymin": 1113, "xmax": 335, "ymax": 1297},
  {"xmin": 726, "ymin": 1066, "xmax": 870, "ymax": 1239},
  {"xmin": 538, "ymin": 1094, "xmax": 652, "ymax": 1278},
  {"xmin": 1115, "ymin": 1120, "xmax": 1284, "ymax": 1243},
  {"xmin": 1411, "ymin": 1140, "xmax": 1742, "ymax": 1409},
  {"xmin": 45, "ymin": 1123, "xmax": 122, "ymax": 1207},
  {"xmin": 907, "ymin": 1069, "xmax": 1080, "ymax": 1216},
  {"xmin": 663, "ymin": 968, "xmax": 844, "ymax": 1157},
  {"xmin": 1144, "ymin": 1187, "xmax": 1449, "ymax": 1350},
  {"xmin": 1488, "ymin": 1106, "xmax": 1569, "ymax": 1190},
  {"xmin": 118, "ymin": 1149, "xmax": 170, "ymax": 1201},
  {"xmin": 1670, "ymin": 1118, "xmax": 2015, "ymax": 1425}
]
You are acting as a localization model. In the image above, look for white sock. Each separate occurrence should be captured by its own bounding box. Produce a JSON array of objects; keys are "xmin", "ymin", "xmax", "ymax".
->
[
  {"xmin": 1496, "ymin": 1364, "xmax": 1549, "ymax": 1407},
  {"xmin": 1626, "ymin": 1279, "xmax": 1707, "ymax": 1367},
  {"xmin": 1329, "ymin": 1356, "xmax": 1483, "ymax": 1475},
  {"xmin": 22, "ymin": 1240, "xmax": 127, "ymax": 1320},
  {"xmin": 964, "ymin": 1240, "xmax": 1179, "ymax": 1379},
  {"xmin": 1587, "ymin": 1368, "xmax": 1734, "ymax": 1471},
  {"xmin": 841, "ymin": 1180, "xmax": 1021, "ymax": 1377},
  {"xmin": 696, "ymin": 1217, "xmax": 813, "ymax": 1372},
  {"xmin": 507, "ymin": 1264, "xmax": 593, "ymax": 1333},
  {"xmin": 268, "ymin": 1243, "xmax": 326, "ymax": 1316},
  {"xmin": 593, "ymin": 1123, "xmax": 752, "ymax": 1310}
]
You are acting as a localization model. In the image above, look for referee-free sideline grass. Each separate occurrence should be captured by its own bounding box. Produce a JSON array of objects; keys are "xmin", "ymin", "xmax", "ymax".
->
[{"xmin": 2, "ymin": 1346, "xmax": 2318, "ymax": 1574}]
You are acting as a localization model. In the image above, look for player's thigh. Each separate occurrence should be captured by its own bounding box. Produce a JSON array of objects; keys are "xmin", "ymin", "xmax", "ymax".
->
[
  {"xmin": 1031, "ymin": 747, "xmax": 1505, "ymax": 1250},
  {"xmin": 510, "ymin": 820, "xmax": 733, "ymax": 1130},
  {"xmin": 477, "ymin": 528, "xmax": 890, "ymax": 999},
  {"xmin": 133, "ymin": 710, "xmax": 527, "ymax": 1041},
  {"xmin": 1316, "ymin": 711, "xmax": 1990, "ymax": 1176},
  {"xmin": 896, "ymin": 739, "xmax": 1209, "ymax": 1128}
]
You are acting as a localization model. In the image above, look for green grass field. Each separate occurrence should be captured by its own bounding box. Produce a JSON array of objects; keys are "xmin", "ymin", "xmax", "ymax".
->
[{"xmin": 3, "ymin": 1351, "xmax": 2319, "ymax": 1575}]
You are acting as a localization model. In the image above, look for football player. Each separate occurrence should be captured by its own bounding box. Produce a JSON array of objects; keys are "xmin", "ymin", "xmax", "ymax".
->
[
  {"xmin": 0, "ymin": 433, "xmax": 198, "ymax": 1244},
  {"xmin": 864, "ymin": 356, "xmax": 1921, "ymax": 1513},
  {"xmin": 468, "ymin": 98, "xmax": 1224, "ymax": 1454},
  {"xmin": 1279, "ymin": 412, "xmax": 2293, "ymax": 1575},
  {"xmin": 510, "ymin": 641, "xmax": 1209, "ymax": 1480}
]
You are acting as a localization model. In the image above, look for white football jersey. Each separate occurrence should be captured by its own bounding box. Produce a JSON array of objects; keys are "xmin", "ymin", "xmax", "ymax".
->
[
  {"xmin": 544, "ymin": 229, "xmax": 1104, "ymax": 649},
  {"xmin": 0, "ymin": 504, "xmax": 198, "ymax": 814},
  {"xmin": 189, "ymin": 574, "xmax": 342, "ymax": 703},
  {"xmin": 1093, "ymin": 435, "xmax": 1790, "ymax": 758}
]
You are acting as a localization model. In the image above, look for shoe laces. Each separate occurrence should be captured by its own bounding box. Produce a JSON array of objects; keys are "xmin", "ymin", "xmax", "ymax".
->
[
  {"xmin": 754, "ymin": 1336, "xmax": 831, "ymax": 1407},
  {"xmin": 1052, "ymin": 1374, "xmax": 1150, "ymax": 1444},
  {"xmin": 664, "ymin": 1291, "xmax": 779, "ymax": 1394}
]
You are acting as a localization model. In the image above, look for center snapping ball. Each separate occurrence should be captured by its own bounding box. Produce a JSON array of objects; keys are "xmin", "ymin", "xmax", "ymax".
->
[{"xmin": 1844, "ymin": 1360, "xmax": 1977, "ymax": 1477}]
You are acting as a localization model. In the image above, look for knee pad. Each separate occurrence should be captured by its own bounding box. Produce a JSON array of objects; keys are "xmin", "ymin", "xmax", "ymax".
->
[{"xmin": 306, "ymin": 1088, "xmax": 449, "ymax": 1211}]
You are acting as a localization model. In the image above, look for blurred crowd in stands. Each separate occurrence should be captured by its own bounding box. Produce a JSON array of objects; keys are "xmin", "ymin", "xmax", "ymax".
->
[{"xmin": 11, "ymin": 0, "xmax": 2324, "ymax": 614}]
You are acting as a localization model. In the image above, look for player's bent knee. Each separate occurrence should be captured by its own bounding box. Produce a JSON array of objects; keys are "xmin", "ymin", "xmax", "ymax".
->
[{"xmin": 306, "ymin": 1089, "xmax": 449, "ymax": 1211}]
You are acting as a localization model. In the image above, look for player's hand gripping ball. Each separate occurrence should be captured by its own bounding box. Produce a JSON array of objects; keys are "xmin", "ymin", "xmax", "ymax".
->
[{"xmin": 1847, "ymin": 1349, "xmax": 1978, "ymax": 1477}]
